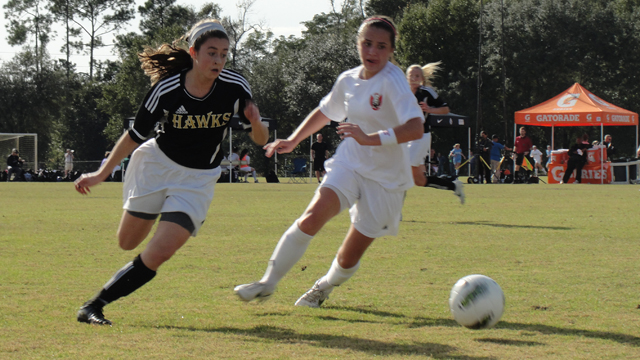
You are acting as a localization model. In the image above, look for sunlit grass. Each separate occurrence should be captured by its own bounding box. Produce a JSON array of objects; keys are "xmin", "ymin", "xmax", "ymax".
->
[{"xmin": 1, "ymin": 179, "xmax": 640, "ymax": 359}]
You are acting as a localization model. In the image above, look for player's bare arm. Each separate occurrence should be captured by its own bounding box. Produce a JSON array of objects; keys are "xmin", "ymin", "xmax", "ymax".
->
[
  {"xmin": 245, "ymin": 101, "xmax": 269, "ymax": 146},
  {"xmin": 74, "ymin": 133, "xmax": 139, "ymax": 195},
  {"xmin": 264, "ymin": 108, "xmax": 330, "ymax": 157}
]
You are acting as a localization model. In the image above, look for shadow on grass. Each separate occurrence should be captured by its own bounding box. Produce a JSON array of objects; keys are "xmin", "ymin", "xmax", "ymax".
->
[
  {"xmin": 453, "ymin": 221, "xmax": 573, "ymax": 230},
  {"xmin": 329, "ymin": 307, "xmax": 640, "ymax": 347},
  {"xmin": 476, "ymin": 338, "xmax": 544, "ymax": 346},
  {"xmin": 153, "ymin": 324, "xmax": 492, "ymax": 359}
]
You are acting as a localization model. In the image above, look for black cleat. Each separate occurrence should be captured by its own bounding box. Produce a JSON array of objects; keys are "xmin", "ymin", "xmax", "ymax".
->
[{"xmin": 77, "ymin": 304, "xmax": 113, "ymax": 326}]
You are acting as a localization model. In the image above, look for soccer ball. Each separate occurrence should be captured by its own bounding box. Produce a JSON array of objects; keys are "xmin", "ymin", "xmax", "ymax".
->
[{"xmin": 449, "ymin": 274, "xmax": 505, "ymax": 329}]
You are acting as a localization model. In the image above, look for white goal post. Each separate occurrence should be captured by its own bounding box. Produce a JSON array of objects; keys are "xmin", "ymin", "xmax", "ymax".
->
[{"xmin": 0, "ymin": 133, "xmax": 38, "ymax": 171}]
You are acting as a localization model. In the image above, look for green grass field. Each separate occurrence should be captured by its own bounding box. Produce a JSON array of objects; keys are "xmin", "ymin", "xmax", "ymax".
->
[{"xmin": 2, "ymin": 179, "xmax": 640, "ymax": 359}]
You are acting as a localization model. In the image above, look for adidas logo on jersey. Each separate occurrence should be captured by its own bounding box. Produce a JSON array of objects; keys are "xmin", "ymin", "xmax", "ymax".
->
[{"xmin": 175, "ymin": 105, "xmax": 188, "ymax": 114}]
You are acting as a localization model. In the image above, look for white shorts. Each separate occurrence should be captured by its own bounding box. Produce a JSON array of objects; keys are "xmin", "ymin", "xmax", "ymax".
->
[
  {"xmin": 65, "ymin": 162, "xmax": 74, "ymax": 171},
  {"xmin": 408, "ymin": 132, "xmax": 431, "ymax": 167},
  {"xmin": 322, "ymin": 159, "xmax": 405, "ymax": 238},
  {"xmin": 123, "ymin": 139, "xmax": 221, "ymax": 236}
]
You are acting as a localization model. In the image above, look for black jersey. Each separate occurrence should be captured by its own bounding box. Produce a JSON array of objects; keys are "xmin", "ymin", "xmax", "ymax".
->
[
  {"xmin": 129, "ymin": 68, "xmax": 252, "ymax": 169},
  {"xmin": 414, "ymin": 85, "xmax": 448, "ymax": 133}
]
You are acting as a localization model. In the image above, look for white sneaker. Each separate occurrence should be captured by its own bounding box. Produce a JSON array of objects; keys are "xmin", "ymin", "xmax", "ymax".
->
[
  {"xmin": 453, "ymin": 180, "xmax": 465, "ymax": 205},
  {"xmin": 234, "ymin": 282, "xmax": 274, "ymax": 302},
  {"xmin": 294, "ymin": 280, "xmax": 333, "ymax": 308}
]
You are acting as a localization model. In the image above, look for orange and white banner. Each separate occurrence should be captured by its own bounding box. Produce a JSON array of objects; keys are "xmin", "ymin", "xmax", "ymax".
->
[{"xmin": 547, "ymin": 162, "xmax": 612, "ymax": 184}]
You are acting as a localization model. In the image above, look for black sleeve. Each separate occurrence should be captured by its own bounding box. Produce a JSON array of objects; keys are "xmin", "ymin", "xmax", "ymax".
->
[{"xmin": 128, "ymin": 82, "xmax": 168, "ymax": 143}]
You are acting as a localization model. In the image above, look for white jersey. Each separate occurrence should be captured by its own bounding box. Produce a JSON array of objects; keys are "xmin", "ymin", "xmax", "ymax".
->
[
  {"xmin": 530, "ymin": 148, "xmax": 543, "ymax": 163},
  {"xmin": 319, "ymin": 62, "xmax": 424, "ymax": 191}
]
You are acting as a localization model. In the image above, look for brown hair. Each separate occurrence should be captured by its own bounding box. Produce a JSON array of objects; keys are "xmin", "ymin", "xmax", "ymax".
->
[
  {"xmin": 358, "ymin": 16, "xmax": 398, "ymax": 49},
  {"xmin": 138, "ymin": 19, "xmax": 229, "ymax": 85}
]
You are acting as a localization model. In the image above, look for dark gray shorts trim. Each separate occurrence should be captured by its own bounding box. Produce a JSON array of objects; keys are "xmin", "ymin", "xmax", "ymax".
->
[
  {"xmin": 127, "ymin": 210, "xmax": 159, "ymax": 220},
  {"xmin": 160, "ymin": 212, "xmax": 196, "ymax": 234}
]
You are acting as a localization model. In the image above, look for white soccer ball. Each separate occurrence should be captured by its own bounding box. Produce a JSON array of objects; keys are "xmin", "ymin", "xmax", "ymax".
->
[{"xmin": 449, "ymin": 274, "xmax": 505, "ymax": 329}]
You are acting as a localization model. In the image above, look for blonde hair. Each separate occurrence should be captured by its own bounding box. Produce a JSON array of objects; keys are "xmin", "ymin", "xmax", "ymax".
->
[
  {"xmin": 406, "ymin": 61, "xmax": 443, "ymax": 87},
  {"xmin": 138, "ymin": 19, "xmax": 228, "ymax": 85}
]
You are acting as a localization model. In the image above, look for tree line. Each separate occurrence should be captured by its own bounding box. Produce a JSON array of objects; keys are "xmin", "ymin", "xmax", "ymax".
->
[{"xmin": 2, "ymin": 0, "xmax": 640, "ymax": 174}]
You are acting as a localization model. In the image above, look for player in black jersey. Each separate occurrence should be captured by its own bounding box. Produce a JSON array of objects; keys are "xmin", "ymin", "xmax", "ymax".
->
[
  {"xmin": 73, "ymin": 19, "xmax": 268, "ymax": 325},
  {"xmin": 406, "ymin": 63, "xmax": 464, "ymax": 203}
]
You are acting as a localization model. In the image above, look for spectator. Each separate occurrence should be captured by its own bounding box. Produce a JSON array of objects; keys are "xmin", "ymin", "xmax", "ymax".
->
[
  {"xmin": 602, "ymin": 134, "xmax": 615, "ymax": 161},
  {"xmin": 239, "ymin": 149, "xmax": 258, "ymax": 183},
  {"xmin": 530, "ymin": 145, "xmax": 547, "ymax": 175},
  {"xmin": 545, "ymin": 145, "xmax": 552, "ymax": 170},
  {"xmin": 311, "ymin": 133, "xmax": 330, "ymax": 184},
  {"xmin": 229, "ymin": 147, "xmax": 240, "ymax": 181},
  {"xmin": 490, "ymin": 135, "xmax": 511, "ymax": 183},
  {"xmin": 7, "ymin": 148, "xmax": 25, "ymax": 181},
  {"xmin": 64, "ymin": 149, "xmax": 74, "ymax": 179},
  {"xmin": 449, "ymin": 143, "xmax": 466, "ymax": 176}
]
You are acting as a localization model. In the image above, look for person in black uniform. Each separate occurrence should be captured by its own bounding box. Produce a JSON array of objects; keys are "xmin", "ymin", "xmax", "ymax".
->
[
  {"xmin": 561, "ymin": 134, "xmax": 591, "ymax": 184},
  {"xmin": 406, "ymin": 63, "xmax": 464, "ymax": 203},
  {"xmin": 477, "ymin": 131, "xmax": 493, "ymax": 183},
  {"xmin": 311, "ymin": 133, "xmax": 330, "ymax": 183},
  {"xmin": 73, "ymin": 19, "xmax": 268, "ymax": 325}
]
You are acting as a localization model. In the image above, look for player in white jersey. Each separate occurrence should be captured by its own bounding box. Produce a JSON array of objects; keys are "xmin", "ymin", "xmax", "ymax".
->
[
  {"xmin": 406, "ymin": 63, "xmax": 464, "ymax": 203},
  {"xmin": 73, "ymin": 19, "xmax": 268, "ymax": 325},
  {"xmin": 235, "ymin": 16, "xmax": 424, "ymax": 307}
]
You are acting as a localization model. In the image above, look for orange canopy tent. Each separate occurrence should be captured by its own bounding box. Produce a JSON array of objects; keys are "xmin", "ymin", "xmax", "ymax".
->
[
  {"xmin": 514, "ymin": 83, "xmax": 638, "ymax": 151},
  {"xmin": 514, "ymin": 83, "xmax": 639, "ymax": 184}
]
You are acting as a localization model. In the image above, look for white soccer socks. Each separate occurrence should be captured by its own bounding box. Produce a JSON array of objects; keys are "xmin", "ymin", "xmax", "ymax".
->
[
  {"xmin": 316, "ymin": 257, "xmax": 360, "ymax": 291},
  {"xmin": 259, "ymin": 221, "xmax": 313, "ymax": 288}
]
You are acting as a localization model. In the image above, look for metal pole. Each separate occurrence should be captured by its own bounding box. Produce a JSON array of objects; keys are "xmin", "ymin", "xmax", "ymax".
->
[
  {"xmin": 274, "ymin": 129, "xmax": 278, "ymax": 174},
  {"xmin": 35, "ymin": 133, "xmax": 38, "ymax": 171},
  {"xmin": 229, "ymin": 128, "xmax": 232, "ymax": 183},
  {"xmin": 476, "ymin": 0, "xmax": 484, "ymax": 137},
  {"xmin": 468, "ymin": 127, "xmax": 472, "ymax": 177},
  {"xmin": 501, "ymin": 0, "xmax": 508, "ymax": 141},
  {"xmin": 601, "ymin": 123, "xmax": 603, "ymax": 184}
]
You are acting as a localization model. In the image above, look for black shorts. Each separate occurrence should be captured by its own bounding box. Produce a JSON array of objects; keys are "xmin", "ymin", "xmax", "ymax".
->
[
  {"xmin": 516, "ymin": 153, "xmax": 534, "ymax": 167},
  {"xmin": 313, "ymin": 159, "xmax": 326, "ymax": 172}
]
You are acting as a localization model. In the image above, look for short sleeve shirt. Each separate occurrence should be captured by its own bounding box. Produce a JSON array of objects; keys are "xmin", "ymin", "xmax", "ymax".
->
[
  {"xmin": 514, "ymin": 136, "xmax": 533, "ymax": 155},
  {"xmin": 311, "ymin": 142, "xmax": 329, "ymax": 162},
  {"xmin": 319, "ymin": 62, "xmax": 424, "ymax": 191},
  {"xmin": 415, "ymin": 86, "xmax": 447, "ymax": 133},
  {"xmin": 130, "ymin": 68, "xmax": 253, "ymax": 169}
]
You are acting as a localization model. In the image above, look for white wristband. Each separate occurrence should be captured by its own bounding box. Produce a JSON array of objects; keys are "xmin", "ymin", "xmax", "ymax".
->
[{"xmin": 378, "ymin": 128, "xmax": 398, "ymax": 146}]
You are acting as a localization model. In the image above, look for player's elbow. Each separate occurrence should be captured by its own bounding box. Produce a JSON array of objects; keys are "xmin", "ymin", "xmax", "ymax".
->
[{"xmin": 405, "ymin": 118, "xmax": 424, "ymax": 142}]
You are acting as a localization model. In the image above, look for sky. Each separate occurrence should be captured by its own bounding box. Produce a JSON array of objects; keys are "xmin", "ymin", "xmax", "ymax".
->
[{"xmin": 0, "ymin": 0, "xmax": 344, "ymax": 72}]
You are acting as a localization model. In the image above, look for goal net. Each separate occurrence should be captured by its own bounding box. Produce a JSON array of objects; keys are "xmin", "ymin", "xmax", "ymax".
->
[{"xmin": 0, "ymin": 133, "xmax": 38, "ymax": 171}]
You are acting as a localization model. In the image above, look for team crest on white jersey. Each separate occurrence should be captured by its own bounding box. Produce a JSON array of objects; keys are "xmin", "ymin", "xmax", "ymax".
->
[
  {"xmin": 175, "ymin": 105, "xmax": 188, "ymax": 114},
  {"xmin": 370, "ymin": 93, "xmax": 383, "ymax": 111}
]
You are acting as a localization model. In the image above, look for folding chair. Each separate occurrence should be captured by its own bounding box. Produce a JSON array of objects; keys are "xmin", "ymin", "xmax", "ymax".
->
[{"xmin": 287, "ymin": 158, "xmax": 307, "ymax": 183}]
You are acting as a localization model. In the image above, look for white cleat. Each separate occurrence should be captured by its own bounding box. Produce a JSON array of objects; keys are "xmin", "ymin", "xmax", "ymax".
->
[
  {"xmin": 453, "ymin": 180, "xmax": 465, "ymax": 205},
  {"xmin": 234, "ymin": 282, "xmax": 274, "ymax": 302},
  {"xmin": 294, "ymin": 281, "xmax": 333, "ymax": 308}
]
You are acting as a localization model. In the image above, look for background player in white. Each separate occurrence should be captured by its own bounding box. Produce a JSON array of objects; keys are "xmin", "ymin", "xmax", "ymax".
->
[
  {"xmin": 73, "ymin": 19, "xmax": 268, "ymax": 325},
  {"xmin": 530, "ymin": 145, "xmax": 546, "ymax": 175},
  {"xmin": 405, "ymin": 63, "xmax": 464, "ymax": 203},
  {"xmin": 235, "ymin": 16, "xmax": 424, "ymax": 307}
]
